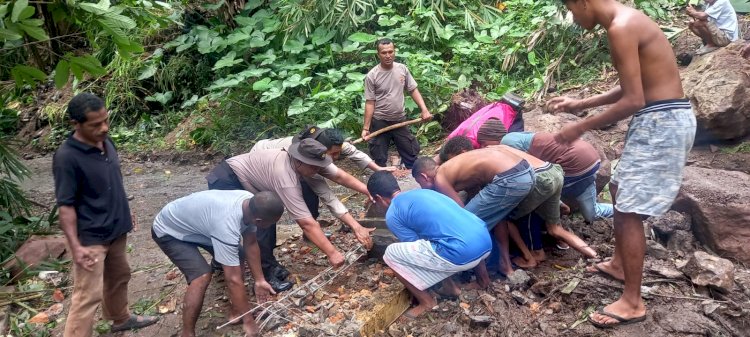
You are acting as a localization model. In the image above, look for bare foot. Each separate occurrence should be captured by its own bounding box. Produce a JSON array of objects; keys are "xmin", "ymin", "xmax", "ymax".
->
[
  {"xmin": 589, "ymin": 298, "xmax": 646, "ymax": 328},
  {"xmin": 586, "ymin": 261, "xmax": 624, "ymax": 282},
  {"xmin": 532, "ymin": 250, "xmax": 546, "ymax": 262},
  {"xmin": 402, "ymin": 301, "xmax": 436, "ymax": 319},
  {"xmin": 462, "ymin": 281, "xmax": 487, "ymax": 290},
  {"xmin": 512, "ymin": 256, "xmax": 537, "ymax": 269}
]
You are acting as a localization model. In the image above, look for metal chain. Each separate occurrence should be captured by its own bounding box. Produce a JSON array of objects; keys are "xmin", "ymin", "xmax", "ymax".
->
[{"xmin": 216, "ymin": 244, "xmax": 368, "ymax": 331}]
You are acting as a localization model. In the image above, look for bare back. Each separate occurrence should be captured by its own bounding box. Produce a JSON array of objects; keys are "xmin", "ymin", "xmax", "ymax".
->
[
  {"xmin": 437, "ymin": 148, "xmax": 523, "ymax": 191},
  {"xmin": 611, "ymin": 4, "xmax": 684, "ymax": 102},
  {"xmin": 487, "ymin": 145, "xmax": 546, "ymax": 169}
]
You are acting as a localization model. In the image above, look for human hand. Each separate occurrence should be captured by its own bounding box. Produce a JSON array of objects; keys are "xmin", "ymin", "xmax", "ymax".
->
[
  {"xmin": 554, "ymin": 123, "xmax": 585, "ymax": 144},
  {"xmin": 741, "ymin": 44, "xmax": 750, "ymax": 59},
  {"xmin": 420, "ymin": 110, "xmax": 433, "ymax": 121},
  {"xmin": 72, "ymin": 245, "xmax": 98, "ymax": 271},
  {"xmin": 377, "ymin": 165, "xmax": 398, "ymax": 172},
  {"xmin": 328, "ymin": 250, "xmax": 345, "ymax": 268},
  {"xmin": 560, "ymin": 202, "xmax": 571, "ymax": 215},
  {"xmin": 361, "ymin": 129, "xmax": 371, "ymax": 141},
  {"xmin": 545, "ymin": 96, "xmax": 582, "ymax": 114},
  {"xmin": 254, "ymin": 280, "xmax": 276, "ymax": 303},
  {"xmin": 353, "ymin": 226, "xmax": 376, "ymax": 250}
]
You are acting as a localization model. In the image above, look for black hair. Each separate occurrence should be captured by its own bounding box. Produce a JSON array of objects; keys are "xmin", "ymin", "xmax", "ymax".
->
[
  {"xmin": 249, "ymin": 191, "xmax": 285, "ymax": 221},
  {"xmin": 376, "ymin": 38, "xmax": 394, "ymax": 51},
  {"xmin": 439, "ymin": 136, "xmax": 474, "ymax": 163},
  {"xmin": 411, "ymin": 156, "xmax": 437, "ymax": 179},
  {"xmin": 316, "ymin": 128, "xmax": 344, "ymax": 148},
  {"xmin": 67, "ymin": 93, "xmax": 105, "ymax": 123},
  {"xmin": 367, "ymin": 171, "xmax": 400, "ymax": 199}
]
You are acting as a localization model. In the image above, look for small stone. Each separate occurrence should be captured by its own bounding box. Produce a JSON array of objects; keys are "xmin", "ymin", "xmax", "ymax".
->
[
  {"xmin": 469, "ymin": 315, "xmax": 492, "ymax": 329},
  {"xmin": 305, "ymin": 305, "xmax": 318, "ymax": 313},
  {"xmin": 703, "ymin": 301, "xmax": 721, "ymax": 315},
  {"xmin": 646, "ymin": 240, "xmax": 670, "ymax": 260},
  {"xmin": 507, "ymin": 270, "xmax": 531, "ymax": 287},
  {"xmin": 651, "ymin": 264, "xmax": 684, "ymax": 279},
  {"xmin": 510, "ymin": 290, "xmax": 528, "ymax": 305},
  {"xmin": 127, "ymin": 195, "xmax": 134, "ymax": 201},
  {"xmin": 548, "ymin": 302, "xmax": 562, "ymax": 313}
]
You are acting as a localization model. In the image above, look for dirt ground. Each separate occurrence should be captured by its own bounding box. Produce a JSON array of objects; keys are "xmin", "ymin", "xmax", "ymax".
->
[{"xmin": 16, "ymin": 138, "xmax": 750, "ymax": 337}]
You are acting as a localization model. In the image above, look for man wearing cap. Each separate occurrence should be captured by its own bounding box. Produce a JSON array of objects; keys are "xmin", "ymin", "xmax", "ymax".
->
[
  {"xmin": 501, "ymin": 132, "xmax": 614, "ymax": 223},
  {"xmin": 476, "ymin": 118, "xmax": 508, "ymax": 148},
  {"xmin": 361, "ymin": 38, "xmax": 432, "ymax": 169},
  {"xmin": 253, "ymin": 126, "xmax": 393, "ymax": 219},
  {"xmin": 151, "ymin": 190, "xmax": 283, "ymax": 337},
  {"xmin": 205, "ymin": 139, "xmax": 373, "ymax": 291}
]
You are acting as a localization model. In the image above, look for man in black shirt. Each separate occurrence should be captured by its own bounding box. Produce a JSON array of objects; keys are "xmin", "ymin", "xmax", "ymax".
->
[{"xmin": 53, "ymin": 93, "xmax": 158, "ymax": 337}]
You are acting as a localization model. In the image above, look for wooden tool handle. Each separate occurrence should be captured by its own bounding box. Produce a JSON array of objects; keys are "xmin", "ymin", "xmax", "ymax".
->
[{"xmin": 351, "ymin": 118, "xmax": 423, "ymax": 144}]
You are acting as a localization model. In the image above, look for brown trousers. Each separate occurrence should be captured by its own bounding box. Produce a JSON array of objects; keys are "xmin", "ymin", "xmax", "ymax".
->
[{"xmin": 63, "ymin": 234, "xmax": 131, "ymax": 337}]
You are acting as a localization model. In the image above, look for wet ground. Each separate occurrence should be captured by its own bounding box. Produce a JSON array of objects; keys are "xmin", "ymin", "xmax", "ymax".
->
[{"xmin": 17, "ymin": 145, "xmax": 750, "ymax": 336}]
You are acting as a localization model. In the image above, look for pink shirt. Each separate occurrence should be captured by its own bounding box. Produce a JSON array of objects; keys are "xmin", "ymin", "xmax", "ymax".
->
[{"xmin": 447, "ymin": 102, "xmax": 517, "ymax": 148}]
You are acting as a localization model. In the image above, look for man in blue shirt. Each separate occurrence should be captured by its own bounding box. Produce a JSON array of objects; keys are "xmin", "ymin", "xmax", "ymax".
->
[{"xmin": 367, "ymin": 171, "xmax": 492, "ymax": 319}]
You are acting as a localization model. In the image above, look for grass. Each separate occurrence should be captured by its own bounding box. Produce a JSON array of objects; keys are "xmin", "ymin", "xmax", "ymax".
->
[{"xmin": 720, "ymin": 142, "xmax": 750, "ymax": 154}]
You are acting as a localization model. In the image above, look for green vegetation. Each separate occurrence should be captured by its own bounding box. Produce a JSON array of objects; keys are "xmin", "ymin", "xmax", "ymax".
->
[{"xmin": 2, "ymin": 0, "xmax": 690, "ymax": 154}]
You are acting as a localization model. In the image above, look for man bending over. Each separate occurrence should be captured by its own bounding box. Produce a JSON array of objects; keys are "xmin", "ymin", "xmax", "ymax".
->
[
  {"xmin": 152, "ymin": 190, "xmax": 283, "ymax": 337},
  {"xmin": 367, "ymin": 171, "xmax": 491, "ymax": 319},
  {"xmin": 412, "ymin": 136, "xmax": 535, "ymax": 278}
]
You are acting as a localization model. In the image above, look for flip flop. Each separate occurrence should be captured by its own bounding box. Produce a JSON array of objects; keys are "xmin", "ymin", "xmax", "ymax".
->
[
  {"xmin": 110, "ymin": 314, "xmax": 159, "ymax": 332},
  {"xmin": 587, "ymin": 264, "xmax": 624, "ymax": 283},
  {"xmin": 588, "ymin": 308, "xmax": 647, "ymax": 329}
]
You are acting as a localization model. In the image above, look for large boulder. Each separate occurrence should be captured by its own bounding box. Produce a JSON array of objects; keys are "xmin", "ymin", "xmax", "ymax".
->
[
  {"xmin": 672, "ymin": 166, "xmax": 750, "ymax": 264},
  {"xmin": 682, "ymin": 42, "xmax": 750, "ymax": 141}
]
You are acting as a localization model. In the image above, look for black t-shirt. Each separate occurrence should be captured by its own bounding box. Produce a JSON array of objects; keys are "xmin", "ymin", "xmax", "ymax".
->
[{"xmin": 53, "ymin": 134, "xmax": 132, "ymax": 246}]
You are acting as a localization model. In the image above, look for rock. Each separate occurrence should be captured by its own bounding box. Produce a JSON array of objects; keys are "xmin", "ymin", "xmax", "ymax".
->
[
  {"xmin": 510, "ymin": 290, "xmax": 529, "ymax": 305},
  {"xmin": 646, "ymin": 240, "xmax": 670, "ymax": 260},
  {"xmin": 666, "ymin": 230, "xmax": 698, "ymax": 255},
  {"xmin": 650, "ymin": 263, "xmax": 684, "ymax": 279},
  {"xmin": 682, "ymin": 42, "xmax": 750, "ymax": 141},
  {"xmin": 703, "ymin": 301, "xmax": 721, "ymax": 315},
  {"xmin": 507, "ymin": 270, "xmax": 530, "ymax": 287},
  {"xmin": 673, "ymin": 167, "xmax": 750, "ymax": 263},
  {"xmin": 469, "ymin": 315, "xmax": 492, "ymax": 329},
  {"xmin": 681, "ymin": 251, "xmax": 735, "ymax": 292},
  {"xmin": 2, "ymin": 235, "xmax": 68, "ymax": 280},
  {"xmin": 652, "ymin": 306, "xmax": 722, "ymax": 335},
  {"xmin": 647, "ymin": 211, "xmax": 691, "ymax": 239}
]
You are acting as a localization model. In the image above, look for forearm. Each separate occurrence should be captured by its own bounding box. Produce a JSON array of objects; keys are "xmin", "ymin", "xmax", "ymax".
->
[
  {"xmin": 331, "ymin": 171, "xmax": 369, "ymax": 196},
  {"xmin": 578, "ymin": 98, "xmax": 643, "ymax": 131},
  {"xmin": 59, "ymin": 206, "xmax": 82, "ymax": 249},
  {"xmin": 244, "ymin": 241, "xmax": 266, "ymax": 284},
  {"xmin": 365, "ymin": 161, "xmax": 382, "ymax": 171},
  {"xmin": 579, "ymin": 86, "xmax": 623, "ymax": 109},
  {"xmin": 363, "ymin": 102, "xmax": 375, "ymax": 130},
  {"xmin": 296, "ymin": 218, "xmax": 338, "ymax": 256},
  {"xmin": 410, "ymin": 88, "xmax": 429, "ymax": 112},
  {"xmin": 338, "ymin": 212, "xmax": 364, "ymax": 231}
]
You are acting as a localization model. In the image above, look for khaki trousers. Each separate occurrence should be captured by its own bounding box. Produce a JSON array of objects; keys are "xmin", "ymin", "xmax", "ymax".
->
[{"xmin": 63, "ymin": 234, "xmax": 131, "ymax": 337}]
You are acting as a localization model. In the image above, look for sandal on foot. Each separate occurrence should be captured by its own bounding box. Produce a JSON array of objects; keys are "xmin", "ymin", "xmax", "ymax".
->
[
  {"xmin": 588, "ymin": 308, "xmax": 646, "ymax": 329},
  {"xmin": 111, "ymin": 314, "xmax": 159, "ymax": 332}
]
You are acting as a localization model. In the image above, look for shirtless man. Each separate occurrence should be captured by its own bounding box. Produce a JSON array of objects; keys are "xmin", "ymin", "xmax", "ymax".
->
[
  {"xmin": 548, "ymin": 0, "xmax": 696, "ymax": 328},
  {"xmin": 438, "ymin": 139, "xmax": 598, "ymax": 267},
  {"xmin": 412, "ymin": 136, "xmax": 535, "ymax": 279}
]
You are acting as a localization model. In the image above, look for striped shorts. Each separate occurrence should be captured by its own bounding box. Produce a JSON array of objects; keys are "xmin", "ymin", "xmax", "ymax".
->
[
  {"xmin": 612, "ymin": 99, "xmax": 696, "ymax": 216},
  {"xmin": 383, "ymin": 240, "xmax": 489, "ymax": 291}
]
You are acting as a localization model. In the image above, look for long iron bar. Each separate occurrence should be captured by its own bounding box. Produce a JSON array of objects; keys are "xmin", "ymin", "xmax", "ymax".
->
[{"xmin": 217, "ymin": 244, "xmax": 367, "ymax": 331}]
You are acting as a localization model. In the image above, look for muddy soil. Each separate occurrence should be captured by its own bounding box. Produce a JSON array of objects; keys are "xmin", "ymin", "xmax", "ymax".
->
[{"xmin": 18, "ymin": 140, "xmax": 750, "ymax": 337}]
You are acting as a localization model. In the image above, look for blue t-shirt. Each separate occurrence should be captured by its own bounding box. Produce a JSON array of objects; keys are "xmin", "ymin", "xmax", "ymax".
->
[
  {"xmin": 386, "ymin": 189, "xmax": 492, "ymax": 265},
  {"xmin": 501, "ymin": 132, "xmax": 535, "ymax": 152}
]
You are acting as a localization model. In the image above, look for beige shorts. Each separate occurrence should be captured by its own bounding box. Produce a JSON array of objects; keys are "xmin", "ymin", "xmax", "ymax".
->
[{"xmin": 707, "ymin": 21, "xmax": 731, "ymax": 47}]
